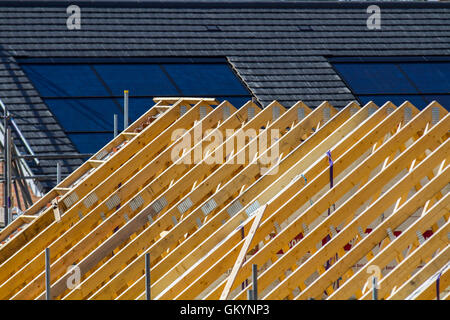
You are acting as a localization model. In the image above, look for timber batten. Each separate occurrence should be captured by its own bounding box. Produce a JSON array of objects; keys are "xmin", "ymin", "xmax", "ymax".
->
[{"xmin": 0, "ymin": 98, "xmax": 448, "ymax": 300}]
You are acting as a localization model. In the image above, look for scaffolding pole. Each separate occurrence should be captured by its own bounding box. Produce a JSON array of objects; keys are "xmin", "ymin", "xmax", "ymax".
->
[
  {"xmin": 45, "ymin": 247, "xmax": 51, "ymax": 300},
  {"xmin": 124, "ymin": 90, "xmax": 129, "ymax": 130},
  {"xmin": 145, "ymin": 253, "xmax": 151, "ymax": 300},
  {"xmin": 3, "ymin": 107, "xmax": 10, "ymax": 226}
]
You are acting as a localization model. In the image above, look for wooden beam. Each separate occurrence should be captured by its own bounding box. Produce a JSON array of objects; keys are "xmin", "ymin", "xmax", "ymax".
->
[
  {"xmin": 267, "ymin": 136, "xmax": 449, "ymax": 300},
  {"xmin": 95, "ymin": 102, "xmax": 336, "ymax": 300},
  {"xmin": 65, "ymin": 102, "xmax": 291, "ymax": 300},
  {"xmin": 1, "ymin": 101, "xmax": 213, "ymax": 299},
  {"xmin": 208, "ymin": 106, "xmax": 446, "ymax": 300},
  {"xmin": 0, "ymin": 98, "xmax": 446, "ymax": 301},
  {"xmin": 0, "ymin": 99, "xmax": 184, "ymax": 269},
  {"xmin": 220, "ymin": 205, "xmax": 267, "ymax": 300},
  {"xmin": 57, "ymin": 102, "xmax": 278, "ymax": 300},
  {"xmin": 328, "ymin": 194, "xmax": 450, "ymax": 300},
  {"xmin": 414, "ymin": 269, "xmax": 449, "ymax": 300},
  {"xmin": 6, "ymin": 101, "xmax": 228, "ymax": 299},
  {"xmin": 159, "ymin": 103, "xmax": 401, "ymax": 300},
  {"xmin": 160, "ymin": 103, "xmax": 398, "ymax": 300}
]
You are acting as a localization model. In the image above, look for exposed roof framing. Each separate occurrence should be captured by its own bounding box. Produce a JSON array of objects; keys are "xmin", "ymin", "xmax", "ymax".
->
[{"xmin": 0, "ymin": 97, "xmax": 447, "ymax": 300}]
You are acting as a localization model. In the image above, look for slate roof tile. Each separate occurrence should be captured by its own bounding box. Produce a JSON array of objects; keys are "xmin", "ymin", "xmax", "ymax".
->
[{"xmin": 0, "ymin": 0, "xmax": 448, "ymax": 190}]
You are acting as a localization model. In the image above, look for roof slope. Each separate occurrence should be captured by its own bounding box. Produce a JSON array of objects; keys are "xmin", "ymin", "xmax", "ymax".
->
[
  {"xmin": 0, "ymin": 97, "xmax": 447, "ymax": 300},
  {"xmin": 0, "ymin": 1, "xmax": 450, "ymax": 190}
]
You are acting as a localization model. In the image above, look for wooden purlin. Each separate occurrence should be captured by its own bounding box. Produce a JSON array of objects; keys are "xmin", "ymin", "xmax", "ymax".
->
[
  {"xmin": 58, "ymin": 100, "xmax": 275, "ymax": 300},
  {"xmin": 259, "ymin": 106, "xmax": 449, "ymax": 300},
  {"xmin": 66, "ymin": 100, "xmax": 309, "ymax": 300},
  {"xmin": 9, "ymin": 99, "xmax": 235, "ymax": 300},
  {"xmin": 156, "ymin": 101, "xmax": 363, "ymax": 300},
  {"xmin": 0, "ymin": 98, "xmax": 447, "ymax": 301},
  {"xmin": 106, "ymin": 101, "xmax": 333, "ymax": 300},
  {"xmin": 388, "ymin": 245, "xmax": 449, "ymax": 300},
  {"xmin": 0, "ymin": 99, "xmax": 178, "ymax": 263},
  {"xmin": 0, "ymin": 100, "xmax": 217, "ymax": 299},
  {"xmin": 171, "ymin": 102, "xmax": 397, "ymax": 300},
  {"xmin": 171, "ymin": 102, "xmax": 446, "ymax": 298}
]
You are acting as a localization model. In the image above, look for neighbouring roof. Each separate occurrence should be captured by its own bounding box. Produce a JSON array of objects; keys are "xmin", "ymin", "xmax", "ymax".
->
[
  {"xmin": 0, "ymin": 97, "xmax": 447, "ymax": 300},
  {"xmin": 0, "ymin": 0, "xmax": 449, "ymax": 191}
]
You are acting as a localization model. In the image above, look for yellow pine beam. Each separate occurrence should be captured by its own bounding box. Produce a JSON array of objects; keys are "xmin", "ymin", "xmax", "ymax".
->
[
  {"xmin": 0, "ymin": 100, "xmax": 184, "ymax": 272},
  {"xmin": 82, "ymin": 102, "xmax": 295, "ymax": 300},
  {"xmin": 264, "ymin": 122, "xmax": 449, "ymax": 300},
  {"xmin": 362, "ymin": 243, "xmax": 450, "ymax": 300},
  {"xmin": 2, "ymin": 101, "xmax": 214, "ymax": 299},
  {"xmin": 221, "ymin": 205, "xmax": 267, "ymax": 300},
  {"xmin": 328, "ymin": 194, "xmax": 450, "ymax": 300},
  {"xmin": 115, "ymin": 102, "xmax": 339, "ymax": 300},
  {"xmin": 235, "ymin": 107, "xmax": 447, "ymax": 300},
  {"xmin": 60, "ymin": 101, "xmax": 280, "ymax": 300}
]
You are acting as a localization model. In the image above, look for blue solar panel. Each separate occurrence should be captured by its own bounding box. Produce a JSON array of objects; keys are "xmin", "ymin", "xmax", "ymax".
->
[
  {"xmin": 333, "ymin": 63, "xmax": 417, "ymax": 95},
  {"xmin": 22, "ymin": 64, "xmax": 109, "ymax": 97},
  {"xmin": 333, "ymin": 60, "xmax": 450, "ymax": 111},
  {"xmin": 93, "ymin": 64, "xmax": 180, "ymax": 96},
  {"xmin": 129, "ymin": 97, "xmax": 159, "ymax": 123},
  {"xmin": 163, "ymin": 64, "xmax": 249, "ymax": 96},
  {"xmin": 45, "ymin": 98, "xmax": 123, "ymax": 132},
  {"xmin": 68, "ymin": 132, "xmax": 114, "ymax": 154},
  {"xmin": 422, "ymin": 94, "xmax": 450, "ymax": 108},
  {"xmin": 398, "ymin": 63, "xmax": 450, "ymax": 94},
  {"xmin": 21, "ymin": 61, "xmax": 252, "ymax": 154}
]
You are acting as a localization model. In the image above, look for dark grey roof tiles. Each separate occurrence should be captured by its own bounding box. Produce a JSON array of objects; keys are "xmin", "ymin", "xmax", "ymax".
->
[
  {"xmin": 0, "ymin": 54, "xmax": 82, "ymax": 191},
  {"xmin": 0, "ymin": 1, "xmax": 449, "ymax": 191}
]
